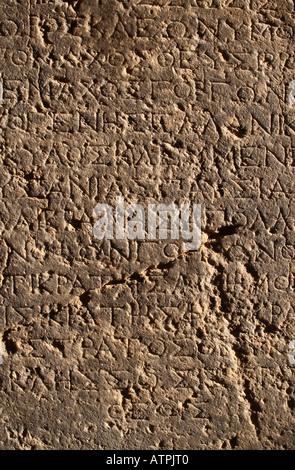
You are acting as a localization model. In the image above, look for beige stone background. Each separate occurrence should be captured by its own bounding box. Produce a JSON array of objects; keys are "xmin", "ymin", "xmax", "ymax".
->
[{"xmin": 0, "ymin": 0, "xmax": 295, "ymax": 449}]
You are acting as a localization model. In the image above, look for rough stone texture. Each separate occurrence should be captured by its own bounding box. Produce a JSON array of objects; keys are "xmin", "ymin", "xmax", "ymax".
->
[{"xmin": 0, "ymin": 0, "xmax": 295, "ymax": 450}]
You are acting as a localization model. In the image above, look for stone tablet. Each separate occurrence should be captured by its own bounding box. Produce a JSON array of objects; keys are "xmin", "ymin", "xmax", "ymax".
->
[{"xmin": 0, "ymin": 0, "xmax": 294, "ymax": 450}]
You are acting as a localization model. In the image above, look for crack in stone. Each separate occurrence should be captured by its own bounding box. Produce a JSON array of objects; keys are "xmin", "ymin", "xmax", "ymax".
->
[
  {"xmin": 100, "ymin": 250, "xmax": 191, "ymax": 292},
  {"xmin": 204, "ymin": 224, "xmax": 241, "ymax": 243},
  {"xmin": 243, "ymin": 378, "xmax": 262, "ymax": 440},
  {"xmin": 76, "ymin": 226, "xmax": 240, "ymax": 303},
  {"xmin": 223, "ymin": 317, "xmax": 262, "ymax": 444}
]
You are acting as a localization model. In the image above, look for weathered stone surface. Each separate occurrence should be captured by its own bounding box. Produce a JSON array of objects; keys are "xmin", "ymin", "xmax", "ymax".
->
[{"xmin": 0, "ymin": 0, "xmax": 295, "ymax": 450}]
